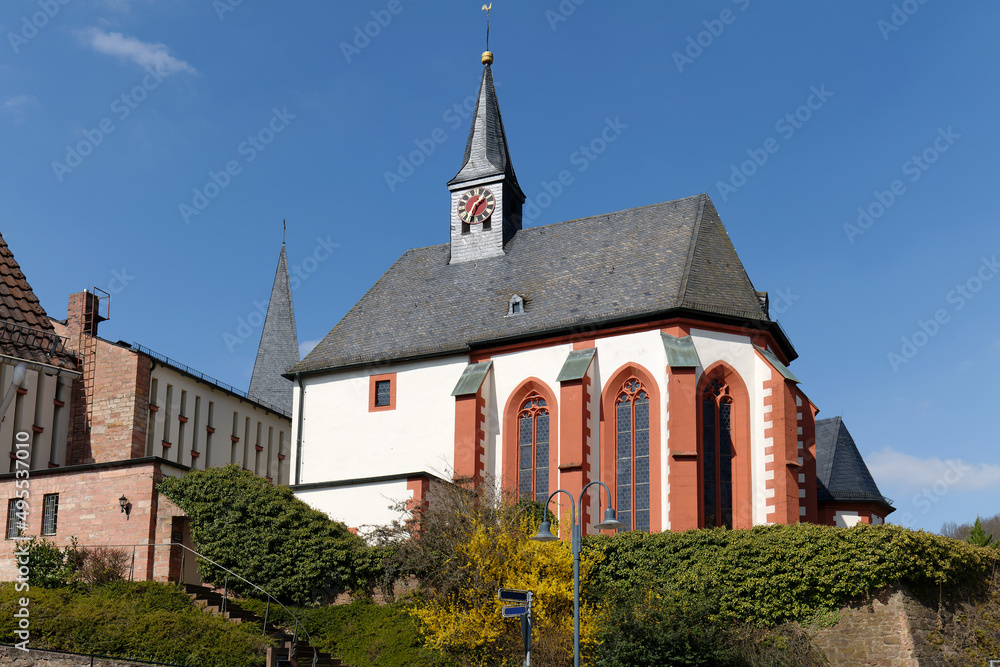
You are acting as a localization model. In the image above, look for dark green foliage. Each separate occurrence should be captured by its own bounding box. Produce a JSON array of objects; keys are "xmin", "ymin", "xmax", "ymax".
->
[
  {"xmin": 239, "ymin": 598, "xmax": 454, "ymax": 667},
  {"xmin": 157, "ymin": 464, "xmax": 365, "ymax": 604},
  {"xmin": 593, "ymin": 583, "xmax": 827, "ymax": 667},
  {"xmin": 584, "ymin": 523, "xmax": 996, "ymax": 627},
  {"xmin": 967, "ymin": 517, "xmax": 995, "ymax": 547},
  {"xmin": 0, "ymin": 581, "xmax": 270, "ymax": 666},
  {"xmin": 17, "ymin": 537, "xmax": 69, "ymax": 588}
]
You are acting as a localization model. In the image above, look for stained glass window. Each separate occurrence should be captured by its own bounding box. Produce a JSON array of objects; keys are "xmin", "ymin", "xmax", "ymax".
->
[
  {"xmin": 702, "ymin": 377, "xmax": 734, "ymax": 529},
  {"xmin": 518, "ymin": 394, "xmax": 549, "ymax": 502},
  {"xmin": 616, "ymin": 378, "xmax": 650, "ymax": 532}
]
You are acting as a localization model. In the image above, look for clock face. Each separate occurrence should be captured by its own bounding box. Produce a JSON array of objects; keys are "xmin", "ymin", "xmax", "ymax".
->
[{"xmin": 457, "ymin": 188, "xmax": 496, "ymax": 225}]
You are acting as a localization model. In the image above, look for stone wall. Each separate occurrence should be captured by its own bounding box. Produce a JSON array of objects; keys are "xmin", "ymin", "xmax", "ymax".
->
[
  {"xmin": 0, "ymin": 645, "xmax": 183, "ymax": 666},
  {"xmin": 810, "ymin": 585, "xmax": 988, "ymax": 666}
]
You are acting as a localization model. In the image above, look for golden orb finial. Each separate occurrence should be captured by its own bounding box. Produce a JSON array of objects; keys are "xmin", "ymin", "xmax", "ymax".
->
[{"xmin": 482, "ymin": 50, "xmax": 493, "ymax": 65}]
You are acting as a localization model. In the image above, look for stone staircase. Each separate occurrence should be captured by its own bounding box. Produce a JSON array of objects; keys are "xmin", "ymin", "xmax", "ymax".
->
[{"xmin": 183, "ymin": 583, "xmax": 345, "ymax": 667}]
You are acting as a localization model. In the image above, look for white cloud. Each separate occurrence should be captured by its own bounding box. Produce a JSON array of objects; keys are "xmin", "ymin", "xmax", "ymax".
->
[
  {"xmin": 80, "ymin": 28, "xmax": 195, "ymax": 76},
  {"xmin": 867, "ymin": 446, "xmax": 1000, "ymax": 492},
  {"xmin": 299, "ymin": 340, "xmax": 321, "ymax": 359},
  {"xmin": 3, "ymin": 95, "xmax": 38, "ymax": 110}
]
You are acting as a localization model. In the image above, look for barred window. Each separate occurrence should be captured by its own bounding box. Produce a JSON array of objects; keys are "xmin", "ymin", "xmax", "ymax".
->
[
  {"xmin": 42, "ymin": 494, "xmax": 59, "ymax": 536},
  {"xmin": 6, "ymin": 499, "xmax": 22, "ymax": 540}
]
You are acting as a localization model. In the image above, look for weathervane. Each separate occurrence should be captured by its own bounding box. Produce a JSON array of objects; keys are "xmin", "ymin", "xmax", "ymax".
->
[
  {"xmin": 483, "ymin": 4, "xmax": 492, "ymax": 50},
  {"xmin": 283, "ymin": 218, "xmax": 286, "ymax": 244},
  {"xmin": 481, "ymin": 4, "xmax": 493, "ymax": 64}
]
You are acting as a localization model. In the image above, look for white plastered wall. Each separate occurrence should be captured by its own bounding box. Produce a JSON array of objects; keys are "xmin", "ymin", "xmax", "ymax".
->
[
  {"xmin": 293, "ymin": 355, "xmax": 468, "ymax": 485},
  {"xmin": 295, "ymin": 479, "xmax": 412, "ymax": 532}
]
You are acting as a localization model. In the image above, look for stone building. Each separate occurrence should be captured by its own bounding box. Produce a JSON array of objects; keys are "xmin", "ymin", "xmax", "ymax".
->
[{"xmin": 0, "ymin": 234, "xmax": 296, "ymax": 581}]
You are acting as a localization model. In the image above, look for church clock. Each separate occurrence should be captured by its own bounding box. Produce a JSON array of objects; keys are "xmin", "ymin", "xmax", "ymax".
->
[{"xmin": 457, "ymin": 188, "xmax": 495, "ymax": 225}]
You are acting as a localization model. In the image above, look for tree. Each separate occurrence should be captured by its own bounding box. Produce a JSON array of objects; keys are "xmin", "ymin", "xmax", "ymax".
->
[
  {"xmin": 157, "ymin": 465, "xmax": 365, "ymax": 604},
  {"xmin": 967, "ymin": 517, "xmax": 996, "ymax": 548},
  {"xmin": 372, "ymin": 480, "xmax": 594, "ymax": 666}
]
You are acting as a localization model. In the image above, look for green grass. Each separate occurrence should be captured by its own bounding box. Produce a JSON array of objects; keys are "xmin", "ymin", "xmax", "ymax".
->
[{"xmin": 0, "ymin": 581, "xmax": 271, "ymax": 666}]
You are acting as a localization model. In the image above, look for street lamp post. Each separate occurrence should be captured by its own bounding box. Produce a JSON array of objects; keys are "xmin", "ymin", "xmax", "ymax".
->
[{"xmin": 531, "ymin": 480, "xmax": 623, "ymax": 667}]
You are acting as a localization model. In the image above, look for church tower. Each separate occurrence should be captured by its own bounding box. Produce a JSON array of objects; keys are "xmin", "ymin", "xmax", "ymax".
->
[
  {"xmin": 447, "ymin": 51, "xmax": 525, "ymax": 263},
  {"xmin": 249, "ymin": 238, "xmax": 299, "ymax": 413}
]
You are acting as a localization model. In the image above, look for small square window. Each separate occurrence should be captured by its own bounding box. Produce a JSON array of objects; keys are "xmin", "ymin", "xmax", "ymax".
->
[
  {"xmin": 374, "ymin": 380, "xmax": 391, "ymax": 407},
  {"xmin": 369, "ymin": 373, "xmax": 397, "ymax": 412},
  {"xmin": 42, "ymin": 494, "xmax": 59, "ymax": 536}
]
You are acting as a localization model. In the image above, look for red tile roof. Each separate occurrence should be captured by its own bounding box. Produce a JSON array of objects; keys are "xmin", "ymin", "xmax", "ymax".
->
[{"xmin": 0, "ymin": 233, "xmax": 77, "ymax": 370}]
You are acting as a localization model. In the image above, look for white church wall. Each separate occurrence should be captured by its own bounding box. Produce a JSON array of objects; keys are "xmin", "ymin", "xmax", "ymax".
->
[
  {"xmin": 295, "ymin": 479, "xmax": 411, "ymax": 532},
  {"xmin": 293, "ymin": 355, "xmax": 468, "ymax": 485},
  {"xmin": 834, "ymin": 510, "xmax": 862, "ymax": 528}
]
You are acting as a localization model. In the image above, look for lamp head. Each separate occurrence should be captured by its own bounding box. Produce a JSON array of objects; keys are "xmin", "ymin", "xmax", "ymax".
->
[
  {"xmin": 531, "ymin": 520, "xmax": 558, "ymax": 542},
  {"xmin": 119, "ymin": 495, "xmax": 128, "ymax": 512},
  {"xmin": 593, "ymin": 507, "xmax": 625, "ymax": 531}
]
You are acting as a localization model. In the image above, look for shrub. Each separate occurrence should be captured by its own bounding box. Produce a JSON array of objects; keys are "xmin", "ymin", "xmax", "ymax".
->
[
  {"xmin": 373, "ymin": 480, "xmax": 593, "ymax": 667},
  {"xmin": 0, "ymin": 581, "xmax": 270, "ymax": 666},
  {"xmin": 77, "ymin": 547, "xmax": 131, "ymax": 585},
  {"xmin": 157, "ymin": 464, "xmax": 367, "ymax": 604},
  {"xmin": 584, "ymin": 523, "xmax": 997, "ymax": 627}
]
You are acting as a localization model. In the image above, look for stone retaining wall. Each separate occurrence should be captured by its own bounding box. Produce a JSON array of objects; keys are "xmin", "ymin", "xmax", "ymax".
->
[{"xmin": 0, "ymin": 645, "xmax": 184, "ymax": 667}]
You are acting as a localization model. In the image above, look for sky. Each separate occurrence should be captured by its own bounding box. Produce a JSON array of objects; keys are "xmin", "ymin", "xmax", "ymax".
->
[{"xmin": 2, "ymin": 1, "xmax": 998, "ymax": 534}]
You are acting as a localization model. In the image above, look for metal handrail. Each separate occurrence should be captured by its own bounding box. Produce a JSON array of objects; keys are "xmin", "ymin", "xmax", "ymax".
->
[{"xmin": 83, "ymin": 541, "xmax": 318, "ymax": 667}]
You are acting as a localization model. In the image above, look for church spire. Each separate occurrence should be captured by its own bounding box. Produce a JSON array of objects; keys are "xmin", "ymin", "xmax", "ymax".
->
[
  {"xmin": 448, "ymin": 53, "xmax": 521, "ymax": 192},
  {"xmin": 249, "ymin": 237, "xmax": 299, "ymax": 414},
  {"xmin": 447, "ymin": 47, "xmax": 525, "ymax": 264}
]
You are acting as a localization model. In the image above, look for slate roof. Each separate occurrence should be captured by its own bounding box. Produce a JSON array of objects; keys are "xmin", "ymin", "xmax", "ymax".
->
[
  {"xmin": 291, "ymin": 193, "xmax": 787, "ymax": 376},
  {"xmin": 249, "ymin": 243, "xmax": 298, "ymax": 413},
  {"xmin": 815, "ymin": 417, "xmax": 892, "ymax": 508},
  {"xmin": 0, "ymin": 232, "xmax": 77, "ymax": 371},
  {"xmin": 447, "ymin": 63, "xmax": 521, "ymax": 194}
]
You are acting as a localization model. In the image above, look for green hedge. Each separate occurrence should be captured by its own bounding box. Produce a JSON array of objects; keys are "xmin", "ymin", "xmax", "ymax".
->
[
  {"xmin": 0, "ymin": 582, "xmax": 270, "ymax": 666},
  {"xmin": 584, "ymin": 523, "xmax": 996, "ymax": 626},
  {"xmin": 238, "ymin": 597, "xmax": 453, "ymax": 667}
]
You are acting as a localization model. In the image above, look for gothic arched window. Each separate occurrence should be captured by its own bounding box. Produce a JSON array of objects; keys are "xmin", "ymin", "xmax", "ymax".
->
[
  {"xmin": 616, "ymin": 378, "xmax": 650, "ymax": 532},
  {"xmin": 702, "ymin": 377, "xmax": 734, "ymax": 529},
  {"xmin": 518, "ymin": 394, "xmax": 549, "ymax": 502}
]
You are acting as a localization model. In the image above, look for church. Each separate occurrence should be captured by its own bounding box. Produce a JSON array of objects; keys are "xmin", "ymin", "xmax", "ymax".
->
[{"xmin": 286, "ymin": 50, "xmax": 892, "ymax": 534}]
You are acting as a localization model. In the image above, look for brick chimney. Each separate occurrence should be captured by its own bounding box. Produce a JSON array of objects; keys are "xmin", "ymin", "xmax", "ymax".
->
[{"xmin": 64, "ymin": 290, "xmax": 103, "ymax": 344}]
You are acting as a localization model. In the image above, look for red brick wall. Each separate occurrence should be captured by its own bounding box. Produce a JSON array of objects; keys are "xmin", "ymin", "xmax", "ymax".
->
[
  {"xmin": 57, "ymin": 291, "xmax": 150, "ymax": 466},
  {"xmin": 88, "ymin": 342, "xmax": 150, "ymax": 463},
  {"xmin": 0, "ymin": 461, "xmax": 186, "ymax": 582}
]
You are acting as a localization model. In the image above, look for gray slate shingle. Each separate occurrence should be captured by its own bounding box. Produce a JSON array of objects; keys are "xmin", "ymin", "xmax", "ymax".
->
[
  {"xmin": 815, "ymin": 416, "xmax": 891, "ymax": 506},
  {"xmin": 249, "ymin": 244, "xmax": 298, "ymax": 412},
  {"xmin": 291, "ymin": 193, "xmax": 778, "ymax": 376}
]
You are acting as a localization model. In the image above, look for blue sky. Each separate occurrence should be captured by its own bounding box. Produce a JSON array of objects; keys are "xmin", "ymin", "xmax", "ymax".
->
[{"xmin": 3, "ymin": 1, "xmax": 998, "ymax": 534}]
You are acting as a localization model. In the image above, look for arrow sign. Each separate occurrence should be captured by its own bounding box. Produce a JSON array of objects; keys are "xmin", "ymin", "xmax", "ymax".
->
[
  {"xmin": 498, "ymin": 588, "xmax": 530, "ymax": 603},
  {"xmin": 502, "ymin": 605, "xmax": 528, "ymax": 617}
]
